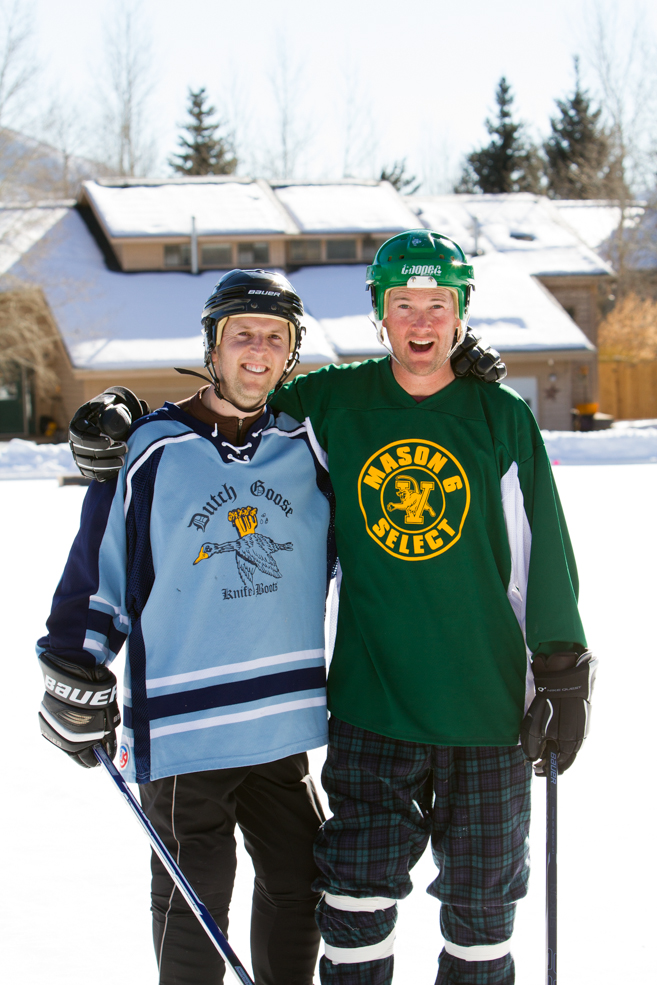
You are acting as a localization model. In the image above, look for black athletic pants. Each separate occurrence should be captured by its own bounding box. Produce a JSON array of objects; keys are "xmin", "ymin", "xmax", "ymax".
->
[{"xmin": 139, "ymin": 753, "xmax": 325, "ymax": 985}]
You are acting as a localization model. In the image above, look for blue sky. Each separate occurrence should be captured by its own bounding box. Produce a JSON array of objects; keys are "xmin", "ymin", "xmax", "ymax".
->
[{"xmin": 29, "ymin": 0, "xmax": 656, "ymax": 189}]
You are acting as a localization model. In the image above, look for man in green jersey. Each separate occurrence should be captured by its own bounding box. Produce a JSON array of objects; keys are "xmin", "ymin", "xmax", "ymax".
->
[{"xmin": 268, "ymin": 230, "xmax": 596, "ymax": 985}]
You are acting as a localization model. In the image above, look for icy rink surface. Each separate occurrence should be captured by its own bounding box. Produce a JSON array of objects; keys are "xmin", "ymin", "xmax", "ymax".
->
[{"xmin": 1, "ymin": 467, "xmax": 655, "ymax": 985}]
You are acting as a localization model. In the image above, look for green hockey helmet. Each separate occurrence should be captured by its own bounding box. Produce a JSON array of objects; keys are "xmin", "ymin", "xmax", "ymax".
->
[{"xmin": 366, "ymin": 229, "xmax": 474, "ymax": 323}]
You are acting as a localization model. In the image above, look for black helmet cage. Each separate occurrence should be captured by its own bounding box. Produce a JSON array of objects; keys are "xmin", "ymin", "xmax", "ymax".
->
[{"xmin": 201, "ymin": 270, "xmax": 306, "ymax": 397}]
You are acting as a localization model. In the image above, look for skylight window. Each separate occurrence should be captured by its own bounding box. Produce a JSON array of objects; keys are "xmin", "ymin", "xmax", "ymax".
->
[{"xmin": 509, "ymin": 231, "xmax": 536, "ymax": 241}]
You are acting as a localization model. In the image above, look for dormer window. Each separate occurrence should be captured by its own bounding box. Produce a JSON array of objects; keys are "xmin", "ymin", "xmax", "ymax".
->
[{"xmin": 237, "ymin": 242, "xmax": 270, "ymax": 265}]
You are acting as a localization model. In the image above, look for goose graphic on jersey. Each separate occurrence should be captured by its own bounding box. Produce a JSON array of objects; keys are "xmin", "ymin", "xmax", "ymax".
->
[{"xmin": 193, "ymin": 505, "xmax": 294, "ymax": 590}]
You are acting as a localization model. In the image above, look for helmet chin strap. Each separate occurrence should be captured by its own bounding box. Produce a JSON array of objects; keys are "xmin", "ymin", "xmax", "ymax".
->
[
  {"xmin": 370, "ymin": 314, "xmax": 402, "ymax": 366},
  {"xmin": 175, "ymin": 366, "xmax": 268, "ymax": 416}
]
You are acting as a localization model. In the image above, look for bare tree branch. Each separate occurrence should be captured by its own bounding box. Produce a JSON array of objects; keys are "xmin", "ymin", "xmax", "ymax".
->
[
  {"xmin": 0, "ymin": 0, "xmax": 36, "ymax": 128},
  {"xmin": 584, "ymin": 1, "xmax": 657, "ymax": 195},
  {"xmin": 95, "ymin": 0, "xmax": 157, "ymax": 176},
  {"xmin": 339, "ymin": 58, "xmax": 378, "ymax": 179},
  {"xmin": 263, "ymin": 36, "xmax": 312, "ymax": 179},
  {"xmin": 0, "ymin": 282, "xmax": 60, "ymax": 400}
]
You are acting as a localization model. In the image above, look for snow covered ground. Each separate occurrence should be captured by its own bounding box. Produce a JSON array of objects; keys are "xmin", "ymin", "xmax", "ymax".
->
[
  {"xmin": 1, "ymin": 464, "xmax": 655, "ymax": 984},
  {"xmin": 3, "ymin": 425, "xmax": 657, "ymax": 480}
]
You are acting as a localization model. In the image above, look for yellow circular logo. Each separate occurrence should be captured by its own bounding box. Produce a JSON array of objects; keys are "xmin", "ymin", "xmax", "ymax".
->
[{"xmin": 357, "ymin": 439, "xmax": 470, "ymax": 561}]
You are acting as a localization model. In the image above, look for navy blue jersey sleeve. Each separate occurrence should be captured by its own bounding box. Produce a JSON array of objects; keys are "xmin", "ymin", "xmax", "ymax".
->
[{"xmin": 37, "ymin": 476, "xmax": 130, "ymax": 668}]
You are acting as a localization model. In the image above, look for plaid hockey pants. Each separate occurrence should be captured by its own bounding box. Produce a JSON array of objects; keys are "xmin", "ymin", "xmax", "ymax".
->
[{"xmin": 314, "ymin": 718, "xmax": 531, "ymax": 985}]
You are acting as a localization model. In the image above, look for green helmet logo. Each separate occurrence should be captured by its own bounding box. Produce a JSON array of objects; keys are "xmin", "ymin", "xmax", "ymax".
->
[{"xmin": 366, "ymin": 229, "xmax": 474, "ymax": 322}]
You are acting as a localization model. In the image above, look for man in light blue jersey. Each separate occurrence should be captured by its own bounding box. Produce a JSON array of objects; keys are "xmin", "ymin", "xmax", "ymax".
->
[{"xmin": 37, "ymin": 269, "xmax": 335, "ymax": 985}]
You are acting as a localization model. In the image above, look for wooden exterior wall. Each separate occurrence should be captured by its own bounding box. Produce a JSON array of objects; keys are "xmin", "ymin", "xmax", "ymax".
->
[
  {"xmin": 502, "ymin": 352, "xmax": 594, "ymax": 430},
  {"xmin": 598, "ymin": 361, "xmax": 657, "ymax": 420}
]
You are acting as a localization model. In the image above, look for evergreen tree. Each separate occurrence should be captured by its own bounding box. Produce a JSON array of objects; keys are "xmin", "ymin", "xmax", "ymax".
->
[
  {"xmin": 380, "ymin": 159, "xmax": 420, "ymax": 194},
  {"xmin": 169, "ymin": 87, "xmax": 237, "ymax": 176},
  {"xmin": 544, "ymin": 59, "xmax": 619, "ymax": 200},
  {"xmin": 456, "ymin": 77, "xmax": 541, "ymax": 194}
]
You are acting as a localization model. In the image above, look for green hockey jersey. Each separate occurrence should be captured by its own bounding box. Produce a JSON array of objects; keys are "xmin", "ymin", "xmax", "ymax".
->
[{"xmin": 272, "ymin": 359, "xmax": 586, "ymax": 747}]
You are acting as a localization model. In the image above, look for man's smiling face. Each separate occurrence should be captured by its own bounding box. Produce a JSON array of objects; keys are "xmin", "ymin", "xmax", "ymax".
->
[
  {"xmin": 383, "ymin": 286, "xmax": 461, "ymax": 378},
  {"xmin": 211, "ymin": 315, "xmax": 290, "ymax": 411}
]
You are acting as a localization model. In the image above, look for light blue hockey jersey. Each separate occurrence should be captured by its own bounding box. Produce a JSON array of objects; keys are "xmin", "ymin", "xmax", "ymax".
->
[{"xmin": 38, "ymin": 403, "xmax": 334, "ymax": 783}]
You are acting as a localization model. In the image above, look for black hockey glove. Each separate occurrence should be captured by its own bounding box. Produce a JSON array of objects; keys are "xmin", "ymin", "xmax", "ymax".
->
[
  {"xmin": 69, "ymin": 386, "xmax": 149, "ymax": 482},
  {"xmin": 38, "ymin": 653, "xmax": 121, "ymax": 768},
  {"xmin": 451, "ymin": 330, "xmax": 507, "ymax": 383},
  {"xmin": 520, "ymin": 650, "xmax": 597, "ymax": 776}
]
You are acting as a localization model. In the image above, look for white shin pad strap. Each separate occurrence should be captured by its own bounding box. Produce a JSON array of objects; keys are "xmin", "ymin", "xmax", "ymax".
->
[
  {"xmin": 325, "ymin": 929, "xmax": 396, "ymax": 965},
  {"xmin": 444, "ymin": 939, "xmax": 512, "ymax": 962},
  {"xmin": 324, "ymin": 893, "xmax": 397, "ymax": 913}
]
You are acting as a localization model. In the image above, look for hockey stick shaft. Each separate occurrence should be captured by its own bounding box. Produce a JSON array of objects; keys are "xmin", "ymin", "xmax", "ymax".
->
[
  {"xmin": 93, "ymin": 746, "xmax": 254, "ymax": 985},
  {"xmin": 545, "ymin": 744, "xmax": 558, "ymax": 985}
]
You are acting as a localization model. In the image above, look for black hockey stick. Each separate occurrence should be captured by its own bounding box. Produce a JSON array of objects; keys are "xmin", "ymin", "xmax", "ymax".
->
[
  {"xmin": 94, "ymin": 746, "xmax": 254, "ymax": 985},
  {"xmin": 545, "ymin": 742, "xmax": 558, "ymax": 985}
]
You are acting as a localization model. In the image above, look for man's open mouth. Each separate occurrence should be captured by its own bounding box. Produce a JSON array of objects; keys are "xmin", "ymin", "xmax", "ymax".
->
[
  {"xmin": 243, "ymin": 363, "xmax": 268, "ymax": 374},
  {"xmin": 409, "ymin": 340, "xmax": 434, "ymax": 353}
]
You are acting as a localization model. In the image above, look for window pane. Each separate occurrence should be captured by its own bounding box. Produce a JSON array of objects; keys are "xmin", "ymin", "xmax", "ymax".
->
[
  {"xmin": 202, "ymin": 244, "xmax": 233, "ymax": 267},
  {"xmin": 361, "ymin": 237, "xmax": 387, "ymax": 263},
  {"xmin": 253, "ymin": 242, "xmax": 269, "ymax": 264},
  {"xmin": 164, "ymin": 244, "xmax": 191, "ymax": 267},
  {"xmin": 287, "ymin": 239, "xmax": 322, "ymax": 264},
  {"xmin": 326, "ymin": 239, "xmax": 357, "ymax": 260},
  {"xmin": 237, "ymin": 242, "xmax": 270, "ymax": 265},
  {"xmin": 0, "ymin": 363, "xmax": 24, "ymax": 434}
]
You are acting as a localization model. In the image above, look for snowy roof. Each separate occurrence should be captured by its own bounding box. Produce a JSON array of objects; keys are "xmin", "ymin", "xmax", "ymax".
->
[
  {"xmin": 410, "ymin": 193, "xmax": 613, "ymax": 277},
  {"xmin": 4, "ymin": 202, "xmax": 593, "ymax": 373},
  {"xmin": 291, "ymin": 259, "xmax": 593, "ymax": 356},
  {"xmin": 286, "ymin": 265, "xmax": 385, "ymax": 357},
  {"xmin": 551, "ymin": 200, "xmax": 643, "ymax": 251},
  {"xmin": 468, "ymin": 252, "xmax": 594, "ymax": 352},
  {"xmin": 0, "ymin": 205, "xmax": 70, "ymax": 275},
  {"xmin": 552, "ymin": 199, "xmax": 657, "ymax": 271},
  {"xmin": 82, "ymin": 178, "xmax": 297, "ymax": 238},
  {"xmin": 9, "ymin": 209, "xmax": 336, "ymax": 370},
  {"xmin": 273, "ymin": 181, "xmax": 420, "ymax": 234}
]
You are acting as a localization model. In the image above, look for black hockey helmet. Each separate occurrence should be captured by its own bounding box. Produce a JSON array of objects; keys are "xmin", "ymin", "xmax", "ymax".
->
[{"xmin": 201, "ymin": 269, "xmax": 305, "ymax": 394}]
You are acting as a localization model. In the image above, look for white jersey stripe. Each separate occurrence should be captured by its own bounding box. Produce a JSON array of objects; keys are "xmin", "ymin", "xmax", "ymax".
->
[
  {"xmin": 90, "ymin": 596, "xmax": 129, "ymax": 625},
  {"xmin": 304, "ymin": 416, "xmax": 328, "ymax": 471},
  {"xmin": 500, "ymin": 460, "xmax": 534, "ymax": 711},
  {"xmin": 83, "ymin": 636, "xmax": 111, "ymax": 659},
  {"xmin": 150, "ymin": 696, "xmax": 326, "ymax": 739},
  {"xmin": 124, "ymin": 432, "xmax": 200, "ymax": 517},
  {"xmin": 146, "ymin": 648, "xmax": 325, "ymax": 689}
]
